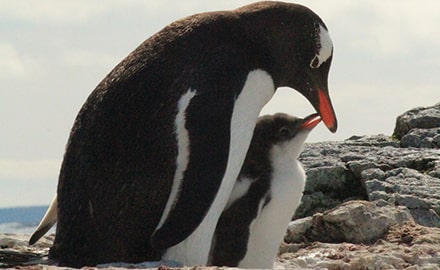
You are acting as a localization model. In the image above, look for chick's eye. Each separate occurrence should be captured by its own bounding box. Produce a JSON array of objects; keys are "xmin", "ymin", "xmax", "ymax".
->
[{"xmin": 278, "ymin": 127, "xmax": 290, "ymax": 138}]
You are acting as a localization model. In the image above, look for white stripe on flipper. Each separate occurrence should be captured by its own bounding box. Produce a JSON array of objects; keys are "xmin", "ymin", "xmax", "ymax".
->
[{"xmin": 156, "ymin": 89, "xmax": 196, "ymax": 230}]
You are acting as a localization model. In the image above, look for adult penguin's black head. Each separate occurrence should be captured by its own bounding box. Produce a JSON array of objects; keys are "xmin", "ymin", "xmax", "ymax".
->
[{"xmin": 236, "ymin": 1, "xmax": 337, "ymax": 132}]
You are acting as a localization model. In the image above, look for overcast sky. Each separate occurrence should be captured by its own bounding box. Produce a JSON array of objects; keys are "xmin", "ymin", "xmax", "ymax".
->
[{"xmin": 1, "ymin": 1, "xmax": 439, "ymax": 208}]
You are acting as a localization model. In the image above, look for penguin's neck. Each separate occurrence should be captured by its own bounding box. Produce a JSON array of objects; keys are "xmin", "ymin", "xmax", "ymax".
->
[{"xmin": 162, "ymin": 69, "xmax": 275, "ymax": 266}]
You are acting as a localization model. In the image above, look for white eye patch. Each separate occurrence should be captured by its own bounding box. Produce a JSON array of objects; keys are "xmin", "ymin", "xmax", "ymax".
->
[{"xmin": 310, "ymin": 25, "xmax": 333, "ymax": 69}]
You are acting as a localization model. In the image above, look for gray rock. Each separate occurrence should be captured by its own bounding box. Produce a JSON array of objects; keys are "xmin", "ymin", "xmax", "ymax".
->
[
  {"xmin": 0, "ymin": 233, "xmax": 54, "ymax": 268},
  {"xmin": 280, "ymin": 220, "xmax": 440, "ymax": 270},
  {"xmin": 344, "ymin": 134, "xmax": 400, "ymax": 147},
  {"xmin": 294, "ymin": 192, "xmax": 343, "ymax": 220},
  {"xmin": 287, "ymin": 200, "xmax": 413, "ymax": 244},
  {"xmin": 297, "ymin": 133, "xmax": 440, "ymax": 227},
  {"xmin": 285, "ymin": 217, "xmax": 313, "ymax": 243},
  {"xmin": 393, "ymin": 103, "xmax": 440, "ymax": 139},
  {"xmin": 361, "ymin": 168, "xmax": 386, "ymax": 181},
  {"xmin": 401, "ymin": 127, "xmax": 440, "ymax": 148},
  {"xmin": 304, "ymin": 165, "xmax": 349, "ymax": 193}
]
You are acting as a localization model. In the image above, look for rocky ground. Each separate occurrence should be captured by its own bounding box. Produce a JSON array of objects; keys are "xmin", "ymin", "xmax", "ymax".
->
[{"xmin": 1, "ymin": 103, "xmax": 440, "ymax": 269}]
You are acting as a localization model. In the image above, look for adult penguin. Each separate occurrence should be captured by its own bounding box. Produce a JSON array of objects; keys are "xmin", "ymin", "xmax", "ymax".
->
[{"xmin": 45, "ymin": 1, "xmax": 337, "ymax": 267}]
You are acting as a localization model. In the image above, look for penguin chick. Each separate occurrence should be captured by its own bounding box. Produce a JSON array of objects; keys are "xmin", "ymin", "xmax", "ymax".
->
[{"xmin": 209, "ymin": 113, "xmax": 321, "ymax": 268}]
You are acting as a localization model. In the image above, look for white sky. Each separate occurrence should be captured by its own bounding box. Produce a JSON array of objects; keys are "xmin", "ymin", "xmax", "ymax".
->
[{"xmin": 1, "ymin": 0, "xmax": 439, "ymax": 208}]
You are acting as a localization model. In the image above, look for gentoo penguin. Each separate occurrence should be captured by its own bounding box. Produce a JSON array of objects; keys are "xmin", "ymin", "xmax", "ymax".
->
[
  {"xmin": 209, "ymin": 113, "xmax": 320, "ymax": 268},
  {"xmin": 33, "ymin": 1, "xmax": 337, "ymax": 267}
]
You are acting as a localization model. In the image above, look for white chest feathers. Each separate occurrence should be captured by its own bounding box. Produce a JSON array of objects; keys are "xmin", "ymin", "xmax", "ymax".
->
[
  {"xmin": 238, "ymin": 158, "xmax": 306, "ymax": 269},
  {"xmin": 162, "ymin": 69, "xmax": 275, "ymax": 266}
]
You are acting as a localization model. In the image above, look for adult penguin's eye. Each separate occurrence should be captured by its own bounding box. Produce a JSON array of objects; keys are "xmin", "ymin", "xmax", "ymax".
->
[{"xmin": 310, "ymin": 55, "xmax": 320, "ymax": 68}]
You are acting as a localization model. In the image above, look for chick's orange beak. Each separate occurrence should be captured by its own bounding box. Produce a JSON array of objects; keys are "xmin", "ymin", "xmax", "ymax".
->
[{"xmin": 301, "ymin": 114, "xmax": 321, "ymax": 130}]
